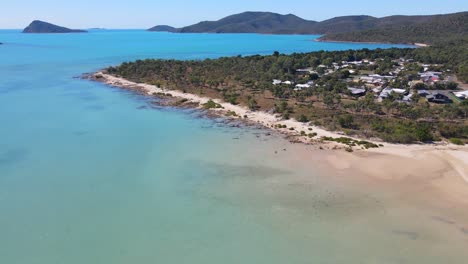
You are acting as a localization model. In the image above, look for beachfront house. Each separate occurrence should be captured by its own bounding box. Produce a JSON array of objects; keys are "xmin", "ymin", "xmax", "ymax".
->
[
  {"xmin": 453, "ymin": 90, "xmax": 468, "ymax": 100},
  {"xmin": 272, "ymin": 79, "xmax": 282, "ymax": 85},
  {"xmin": 273, "ymin": 80, "xmax": 294, "ymax": 86},
  {"xmin": 417, "ymin": 90, "xmax": 430, "ymax": 97},
  {"xmin": 427, "ymin": 92, "xmax": 452, "ymax": 104},
  {"xmin": 294, "ymin": 83, "xmax": 312, "ymax": 91},
  {"xmin": 379, "ymin": 88, "xmax": 407, "ymax": 99},
  {"xmin": 347, "ymin": 87, "xmax": 366, "ymax": 97},
  {"xmin": 401, "ymin": 93, "xmax": 413, "ymax": 103},
  {"xmin": 391, "ymin": 88, "xmax": 408, "ymax": 95},
  {"xmin": 379, "ymin": 87, "xmax": 393, "ymax": 99}
]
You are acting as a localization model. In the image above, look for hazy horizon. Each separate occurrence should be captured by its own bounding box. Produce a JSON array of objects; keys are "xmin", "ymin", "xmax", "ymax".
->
[{"xmin": 1, "ymin": 0, "xmax": 467, "ymax": 29}]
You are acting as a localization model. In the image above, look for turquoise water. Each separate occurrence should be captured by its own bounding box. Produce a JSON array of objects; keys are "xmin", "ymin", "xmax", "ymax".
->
[{"xmin": 1, "ymin": 30, "xmax": 467, "ymax": 264}]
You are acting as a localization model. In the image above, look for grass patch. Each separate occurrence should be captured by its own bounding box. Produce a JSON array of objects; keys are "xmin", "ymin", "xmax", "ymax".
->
[
  {"xmin": 449, "ymin": 138, "xmax": 465, "ymax": 145},
  {"xmin": 203, "ymin": 99, "xmax": 223, "ymax": 109},
  {"xmin": 322, "ymin": 137, "xmax": 380, "ymax": 149}
]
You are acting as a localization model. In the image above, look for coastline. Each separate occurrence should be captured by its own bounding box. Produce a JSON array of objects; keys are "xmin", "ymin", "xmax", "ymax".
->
[
  {"xmin": 89, "ymin": 72, "xmax": 358, "ymax": 145},
  {"xmin": 314, "ymin": 38, "xmax": 424, "ymax": 47},
  {"xmin": 89, "ymin": 72, "xmax": 465, "ymax": 148},
  {"xmin": 87, "ymin": 72, "xmax": 468, "ymax": 186}
]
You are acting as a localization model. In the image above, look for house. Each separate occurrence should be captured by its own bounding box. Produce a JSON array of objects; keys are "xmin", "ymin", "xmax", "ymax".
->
[
  {"xmin": 348, "ymin": 61, "xmax": 363, "ymax": 65},
  {"xmin": 372, "ymin": 87, "xmax": 382, "ymax": 93},
  {"xmin": 360, "ymin": 76, "xmax": 374, "ymax": 83},
  {"xmin": 402, "ymin": 93, "xmax": 413, "ymax": 103},
  {"xmin": 379, "ymin": 87, "xmax": 393, "ymax": 99},
  {"xmin": 378, "ymin": 88, "xmax": 407, "ymax": 99},
  {"xmin": 272, "ymin": 79, "xmax": 294, "ymax": 85},
  {"xmin": 419, "ymin": 71, "xmax": 442, "ymax": 82},
  {"xmin": 272, "ymin": 79, "xmax": 282, "ymax": 85},
  {"xmin": 391, "ymin": 88, "xmax": 408, "ymax": 95},
  {"xmin": 417, "ymin": 90, "xmax": 430, "ymax": 97},
  {"xmin": 348, "ymin": 87, "xmax": 366, "ymax": 97},
  {"xmin": 427, "ymin": 93, "xmax": 452, "ymax": 104},
  {"xmin": 294, "ymin": 84, "xmax": 311, "ymax": 91},
  {"xmin": 453, "ymin": 90, "xmax": 468, "ymax": 100}
]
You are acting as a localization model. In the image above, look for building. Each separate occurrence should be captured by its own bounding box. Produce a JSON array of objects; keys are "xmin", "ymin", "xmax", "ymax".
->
[
  {"xmin": 417, "ymin": 90, "xmax": 430, "ymax": 97},
  {"xmin": 427, "ymin": 93, "xmax": 452, "ymax": 104},
  {"xmin": 453, "ymin": 90, "xmax": 468, "ymax": 100},
  {"xmin": 272, "ymin": 79, "xmax": 282, "ymax": 85},
  {"xmin": 294, "ymin": 83, "xmax": 312, "ymax": 91},
  {"xmin": 379, "ymin": 88, "xmax": 407, "ymax": 99},
  {"xmin": 347, "ymin": 87, "xmax": 366, "ymax": 97}
]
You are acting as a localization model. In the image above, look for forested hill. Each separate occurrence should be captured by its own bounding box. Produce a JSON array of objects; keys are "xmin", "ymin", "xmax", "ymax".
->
[
  {"xmin": 150, "ymin": 12, "xmax": 319, "ymax": 34},
  {"xmin": 23, "ymin": 20, "xmax": 87, "ymax": 33},
  {"xmin": 148, "ymin": 11, "xmax": 468, "ymax": 43},
  {"xmin": 319, "ymin": 12, "xmax": 468, "ymax": 45}
]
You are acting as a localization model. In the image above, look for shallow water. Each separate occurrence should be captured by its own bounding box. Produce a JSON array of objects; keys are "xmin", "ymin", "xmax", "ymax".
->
[{"xmin": 0, "ymin": 30, "xmax": 466, "ymax": 263}]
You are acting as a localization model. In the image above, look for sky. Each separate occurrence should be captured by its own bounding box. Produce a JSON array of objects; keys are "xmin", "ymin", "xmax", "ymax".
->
[{"xmin": 1, "ymin": 0, "xmax": 467, "ymax": 29}]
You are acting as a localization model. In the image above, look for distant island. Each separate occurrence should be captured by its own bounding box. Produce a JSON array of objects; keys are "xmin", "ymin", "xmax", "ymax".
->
[
  {"xmin": 23, "ymin": 20, "xmax": 87, "ymax": 33},
  {"xmin": 148, "ymin": 11, "xmax": 468, "ymax": 45}
]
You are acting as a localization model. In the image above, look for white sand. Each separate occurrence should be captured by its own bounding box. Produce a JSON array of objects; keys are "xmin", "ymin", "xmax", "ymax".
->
[
  {"xmin": 97, "ymin": 72, "xmax": 348, "ymax": 141},
  {"xmin": 95, "ymin": 72, "xmax": 468, "ymax": 186}
]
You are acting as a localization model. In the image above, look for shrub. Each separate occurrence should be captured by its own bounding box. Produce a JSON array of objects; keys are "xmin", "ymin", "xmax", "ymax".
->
[
  {"xmin": 225, "ymin": 111, "xmax": 238, "ymax": 117},
  {"xmin": 338, "ymin": 114, "xmax": 356, "ymax": 129},
  {"xmin": 297, "ymin": 114, "xmax": 309, "ymax": 123},
  {"xmin": 449, "ymin": 138, "xmax": 465, "ymax": 145},
  {"xmin": 203, "ymin": 99, "xmax": 222, "ymax": 109}
]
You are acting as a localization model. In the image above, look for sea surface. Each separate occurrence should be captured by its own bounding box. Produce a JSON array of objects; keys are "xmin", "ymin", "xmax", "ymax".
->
[{"xmin": 0, "ymin": 30, "xmax": 466, "ymax": 264}]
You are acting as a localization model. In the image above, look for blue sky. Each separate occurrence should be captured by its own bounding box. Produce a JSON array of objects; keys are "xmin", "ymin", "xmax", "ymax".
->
[{"xmin": 1, "ymin": 0, "xmax": 467, "ymax": 29}]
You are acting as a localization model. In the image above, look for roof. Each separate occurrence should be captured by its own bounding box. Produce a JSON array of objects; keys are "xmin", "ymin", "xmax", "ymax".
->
[
  {"xmin": 417, "ymin": 90, "xmax": 430, "ymax": 95},
  {"xmin": 348, "ymin": 87, "xmax": 366, "ymax": 95},
  {"xmin": 453, "ymin": 90, "xmax": 468, "ymax": 99},
  {"xmin": 392, "ymin": 88, "xmax": 407, "ymax": 94}
]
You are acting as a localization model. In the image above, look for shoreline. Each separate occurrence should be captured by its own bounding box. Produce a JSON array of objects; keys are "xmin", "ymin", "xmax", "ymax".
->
[
  {"xmin": 87, "ymin": 71, "xmax": 468, "ymax": 201},
  {"xmin": 88, "ymin": 72, "xmax": 465, "ymax": 149},
  {"xmin": 313, "ymin": 38, "xmax": 424, "ymax": 47},
  {"xmin": 89, "ymin": 72, "xmax": 361, "ymax": 146}
]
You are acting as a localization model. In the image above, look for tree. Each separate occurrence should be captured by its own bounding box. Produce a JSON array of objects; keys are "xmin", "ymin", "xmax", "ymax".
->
[
  {"xmin": 247, "ymin": 96, "xmax": 258, "ymax": 110},
  {"xmin": 297, "ymin": 114, "xmax": 309, "ymax": 123},
  {"xmin": 414, "ymin": 123, "xmax": 434, "ymax": 142},
  {"xmin": 338, "ymin": 114, "xmax": 355, "ymax": 129},
  {"xmin": 323, "ymin": 93, "xmax": 335, "ymax": 109},
  {"xmin": 458, "ymin": 63, "xmax": 468, "ymax": 83},
  {"xmin": 446, "ymin": 82, "xmax": 458, "ymax": 90}
]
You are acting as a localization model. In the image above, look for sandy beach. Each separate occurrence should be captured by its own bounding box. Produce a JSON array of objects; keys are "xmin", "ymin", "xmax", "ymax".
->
[
  {"xmin": 92, "ymin": 72, "xmax": 354, "ymax": 141},
  {"xmin": 91, "ymin": 72, "xmax": 468, "ymax": 197}
]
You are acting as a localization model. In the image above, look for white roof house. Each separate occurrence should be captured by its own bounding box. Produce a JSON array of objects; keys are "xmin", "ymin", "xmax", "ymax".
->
[
  {"xmin": 348, "ymin": 87, "xmax": 366, "ymax": 96},
  {"xmin": 454, "ymin": 90, "xmax": 468, "ymax": 99},
  {"xmin": 294, "ymin": 84, "xmax": 311, "ymax": 90},
  {"xmin": 379, "ymin": 88, "xmax": 394, "ymax": 98},
  {"xmin": 272, "ymin": 79, "xmax": 282, "ymax": 85},
  {"xmin": 402, "ymin": 93, "xmax": 413, "ymax": 102},
  {"xmin": 392, "ymin": 88, "xmax": 407, "ymax": 94}
]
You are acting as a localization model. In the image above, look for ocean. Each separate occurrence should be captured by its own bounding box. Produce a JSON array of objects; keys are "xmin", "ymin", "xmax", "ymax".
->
[{"xmin": 0, "ymin": 30, "xmax": 466, "ymax": 263}]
